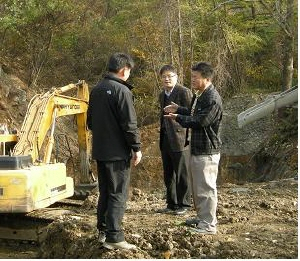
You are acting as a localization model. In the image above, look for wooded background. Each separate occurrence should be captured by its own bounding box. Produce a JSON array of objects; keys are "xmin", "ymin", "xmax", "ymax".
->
[{"xmin": 0, "ymin": 0, "xmax": 297, "ymax": 126}]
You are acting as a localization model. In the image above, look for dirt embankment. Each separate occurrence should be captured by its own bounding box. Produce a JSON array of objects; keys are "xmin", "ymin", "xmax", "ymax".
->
[{"xmin": 0, "ymin": 69, "xmax": 297, "ymax": 185}]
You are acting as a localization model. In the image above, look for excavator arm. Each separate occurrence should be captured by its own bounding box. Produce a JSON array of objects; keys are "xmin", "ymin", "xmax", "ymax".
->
[
  {"xmin": 0, "ymin": 80, "xmax": 93, "ymax": 212},
  {"xmin": 13, "ymin": 81, "xmax": 89, "ymax": 162}
]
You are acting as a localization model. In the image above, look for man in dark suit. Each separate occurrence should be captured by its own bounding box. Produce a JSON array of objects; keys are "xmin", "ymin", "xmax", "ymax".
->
[{"xmin": 157, "ymin": 65, "xmax": 192, "ymax": 215}]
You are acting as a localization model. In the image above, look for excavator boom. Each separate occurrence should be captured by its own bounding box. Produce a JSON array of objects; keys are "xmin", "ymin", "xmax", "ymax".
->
[{"xmin": 0, "ymin": 80, "xmax": 93, "ymax": 213}]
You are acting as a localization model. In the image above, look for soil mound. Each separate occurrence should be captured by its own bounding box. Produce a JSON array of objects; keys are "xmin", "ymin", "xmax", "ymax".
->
[{"xmin": 39, "ymin": 179, "xmax": 298, "ymax": 259}]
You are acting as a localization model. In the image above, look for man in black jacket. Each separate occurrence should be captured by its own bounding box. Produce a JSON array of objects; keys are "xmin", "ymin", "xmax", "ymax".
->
[
  {"xmin": 158, "ymin": 65, "xmax": 192, "ymax": 215},
  {"xmin": 164, "ymin": 62, "xmax": 222, "ymax": 235},
  {"xmin": 87, "ymin": 53, "xmax": 142, "ymax": 250}
]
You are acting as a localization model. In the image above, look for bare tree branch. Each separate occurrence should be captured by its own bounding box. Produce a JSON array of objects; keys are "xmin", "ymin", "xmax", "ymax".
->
[
  {"xmin": 259, "ymin": 0, "xmax": 292, "ymax": 37},
  {"xmin": 211, "ymin": 0, "xmax": 237, "ymax": 12}
]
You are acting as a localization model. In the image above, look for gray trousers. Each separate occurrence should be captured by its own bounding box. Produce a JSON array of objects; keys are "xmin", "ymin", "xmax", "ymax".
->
[{"xmin": 190, "ymin": 153, "xmax": 220, "ymax": 229}]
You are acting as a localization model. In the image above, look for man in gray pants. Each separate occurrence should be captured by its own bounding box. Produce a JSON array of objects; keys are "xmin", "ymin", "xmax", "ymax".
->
[{"xmin": 164, "ymin": 62, "xmax": 222, "ymax": 234}]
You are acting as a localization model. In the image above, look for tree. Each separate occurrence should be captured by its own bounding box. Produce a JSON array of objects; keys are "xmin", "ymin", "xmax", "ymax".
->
[
  {"xmin": 0, "ymin": 0, "xmax": 298, "ymax": 123},
  {"xmin": 259, "ymin": 0, "xmax": 296, "ymax": 90},
  {"xmin": 0, "ymin": 0, "xmax": 81, "ymax": 87}
]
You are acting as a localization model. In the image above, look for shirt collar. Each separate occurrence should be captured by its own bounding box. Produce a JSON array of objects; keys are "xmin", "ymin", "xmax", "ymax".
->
[
  {"xmin": 195, "ymin": 90, "xmax": 202, "ymax": 98},
  {"xmin": 164, "ymin": 86, "xmax": 175, "ymax": 96}
]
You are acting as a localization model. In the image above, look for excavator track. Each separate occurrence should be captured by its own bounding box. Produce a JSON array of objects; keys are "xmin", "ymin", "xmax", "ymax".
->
[
  {"xmin": 73, "ymin": 182, "xmax": 98, "ymax": 199},
  {"xmin": 0, "ymin": 213, "xmax": 50, "ymax": 243},
  {"xmin": 0, "ymin": 199, "xmax": 85, "ymax": 243}
]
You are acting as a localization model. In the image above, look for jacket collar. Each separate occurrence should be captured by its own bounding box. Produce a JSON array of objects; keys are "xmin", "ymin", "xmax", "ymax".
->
[
  {"xmin": 167, "ymin": 84, "xmax": 181, "ymax": 99},
  {"xmin": 204, "ymin": 83, "xmax": 214, "ymax": 93},
  {"xmin": 197, "ymin": 83, "xmax": 214, "ymax": 97},
  {"xmin": 104, "ymin": 73, "xmax": 134, "ymax": 90}
]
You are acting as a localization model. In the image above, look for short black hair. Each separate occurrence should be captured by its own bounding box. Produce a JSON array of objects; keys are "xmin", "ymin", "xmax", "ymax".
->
[
  {"xmin": 159, "ymin": 64, "xmax": 177, "ymax": 75},
  {"xmin": 108, "ymin": 53, "xmax": 134, "ymax": 73},
  {"xmin": 191, "ymin": 62, "xmax": 213, "ymax": 79}
]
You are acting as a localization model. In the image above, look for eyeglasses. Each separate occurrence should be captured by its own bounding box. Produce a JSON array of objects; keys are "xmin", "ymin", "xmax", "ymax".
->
[{"xmin": 161, "ymin": 74, "xmax": 177, "ymax": 79}]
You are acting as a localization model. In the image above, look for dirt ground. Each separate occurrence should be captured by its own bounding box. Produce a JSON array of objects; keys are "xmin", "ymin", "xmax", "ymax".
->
[
  {"xmin": 52, "ymin": 178, "xmax": 299, "ymax": 259},
  {"xmin": 1, "ymin": 178, "xmax": 297, "ymax": 259}
]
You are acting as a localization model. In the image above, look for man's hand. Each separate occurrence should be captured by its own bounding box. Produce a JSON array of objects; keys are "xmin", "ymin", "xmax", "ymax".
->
[
  {"xmin": 164, "ymin": 113, "xmax": 178, "ymax": 120},
  {"xmin": 164, "ymin": 102, "xmax": 179, "ymax": 114},
  {"xmin": 132, "ymin": 151, "xmax": 142, "ymax": 166}
]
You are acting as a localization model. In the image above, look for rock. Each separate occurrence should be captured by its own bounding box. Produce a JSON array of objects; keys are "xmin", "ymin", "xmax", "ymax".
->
[{"xmin": 132, "ymin": 188, "xmax": 142, "ymax": 196}]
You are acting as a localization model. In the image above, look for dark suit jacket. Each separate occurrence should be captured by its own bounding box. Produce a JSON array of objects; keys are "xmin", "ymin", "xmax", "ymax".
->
[{"xmin": 159, "ymin": 84, "xmax": 192, "ymax": 152}]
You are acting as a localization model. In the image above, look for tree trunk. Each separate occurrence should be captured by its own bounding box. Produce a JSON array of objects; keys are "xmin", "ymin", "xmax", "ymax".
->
[
  {"xmin": 281, "ymin": 0, "xmax": 294, "ymax": 90},
  {"xmin": 166, "ymin": 0, "xmax": 174, "ymax": 64},
  {"xmin": 259, "ymin": 0, "xmax": 295, "ymax": 91},
  {"xmin": 176, "ymin": 0, "xmax": 184, "ymax": 83}
]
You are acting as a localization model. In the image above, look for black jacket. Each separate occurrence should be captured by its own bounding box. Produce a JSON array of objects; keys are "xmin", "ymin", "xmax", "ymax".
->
[
  {"xmin": 176, "ymin": 84, "xmax": 222, "ymax": 155},
  {"xmin": 87, "ymin": 73, "xmax": 141, "ymax": 161}
]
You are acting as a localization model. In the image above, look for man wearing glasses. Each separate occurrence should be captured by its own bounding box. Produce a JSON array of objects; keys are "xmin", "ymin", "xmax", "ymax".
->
[{"xmin": 157, "ymin": 65, "xmax": 192, "ymax": 215}]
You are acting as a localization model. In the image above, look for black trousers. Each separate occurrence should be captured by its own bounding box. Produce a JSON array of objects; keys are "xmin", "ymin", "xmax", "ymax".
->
[
  {"xmin": 161, "ymin": 134, "xmax": 191, "ymax": 210},
  {"xmin": 96, "ymin": 160, "xmax": 130, "ymax": 243}
]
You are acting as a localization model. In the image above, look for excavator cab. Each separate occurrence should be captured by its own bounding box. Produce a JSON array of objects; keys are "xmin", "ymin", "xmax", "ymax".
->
[{"xmin": 0, "ymin": 80, "xmax": 95, "ymax": 213}]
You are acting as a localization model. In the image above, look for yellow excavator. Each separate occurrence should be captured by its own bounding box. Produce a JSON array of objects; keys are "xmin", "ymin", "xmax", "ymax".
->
[{"xmin": 0, "ymin": 80, "xmax": 95, "ymax": 213}]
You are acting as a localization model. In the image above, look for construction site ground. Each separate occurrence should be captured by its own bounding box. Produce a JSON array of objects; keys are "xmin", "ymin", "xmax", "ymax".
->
[{"xmin": 0, "ymin": 177, "xmax": 297, "ymax": 259}]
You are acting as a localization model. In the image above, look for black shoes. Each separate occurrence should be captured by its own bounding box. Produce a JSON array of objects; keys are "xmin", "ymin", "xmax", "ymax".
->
[
  {"xmin": 156, "ymin": 207, "xmax": 175, "ymax": 214},
  {"xmin": 174, "ymin": 207, "xmax": 188, "ymax": 215},
  {"xmin": 156, "ymin": 207, "xmax": 189, "ymax": 215}
]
